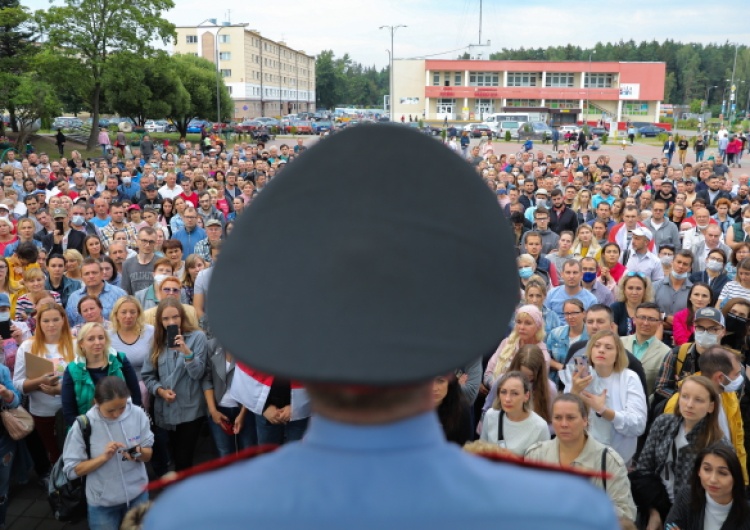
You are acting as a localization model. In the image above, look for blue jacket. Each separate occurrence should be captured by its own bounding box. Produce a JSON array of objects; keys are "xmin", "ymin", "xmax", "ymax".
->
[
  {"xmin": 172, "ymin": 226, "xmax": 207, "ymax": 256},
  {"xmin": 144, "ymin": 412, "xmax": 619, "ymax": 530}
]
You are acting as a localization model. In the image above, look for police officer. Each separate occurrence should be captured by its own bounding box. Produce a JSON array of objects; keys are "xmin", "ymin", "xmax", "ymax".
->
[{"xmin": 144, "ymin": 125, "xmax": 619, "ymax": 530}]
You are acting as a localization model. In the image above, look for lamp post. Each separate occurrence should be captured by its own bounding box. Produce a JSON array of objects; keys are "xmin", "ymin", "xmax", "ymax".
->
[
  {"xmin": 380, "ymin": 25, "xmax": 407, "ymax": 121},
  {"xmin": 585, "ymin": 50, "xmax": 595, "ymax": 126},
  {"xmin": 705, "ymin": 85, "xmax": 718, "ymax": 110}
]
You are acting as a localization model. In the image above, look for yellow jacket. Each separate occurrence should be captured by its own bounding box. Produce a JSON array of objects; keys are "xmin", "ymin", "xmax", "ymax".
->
[{"xmin": 665, "ymin": 378, "xmax": 748, "ymax": 484}]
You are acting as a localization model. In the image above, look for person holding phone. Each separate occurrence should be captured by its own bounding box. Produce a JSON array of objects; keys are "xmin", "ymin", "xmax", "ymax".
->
[
  {"xmin": 12, "ymin": 302, "xmax": 75, "ymax": 478},
  {"xmin": 565, "ymin": 329, "xmax": 647, "ymax": 464},
  {"xmin": 141, "ymin": 298, "xmax": 207, "ymax": 472},
  {"xmin": 62, "ymin": 376, "xmax": 153, "ymax": 530},
  {"xmin": 45, "ymin": 208, "xmax": 86, "ymax": 256}
]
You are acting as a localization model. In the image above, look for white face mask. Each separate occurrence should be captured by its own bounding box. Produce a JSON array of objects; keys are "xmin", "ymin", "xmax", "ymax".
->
[
  {"xmin": 706, "ymin": 259, "xmax": 724, "ymax": 272},
  {"xmin": 695, "ymin": 330, "xmax": 720, "ymax": 349},
  {"xmin": 721, "ymin": 372, "xmax": 744, "ymax": 393},
  {"xmin": 153, "ymin": 274, "xmax": 168, "ymax": 287},
  {"xmin": 0, "ymin": 311, "xmax": 10, "ymax": 322}
]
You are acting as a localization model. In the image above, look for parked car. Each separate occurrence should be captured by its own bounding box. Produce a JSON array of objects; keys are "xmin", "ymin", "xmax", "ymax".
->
[
  {"xmin": 144, "ymin": 120, "xmax": 165, "ymax": 133},
  {"xmin": 312, "ymin": 120, "xmax": 332, "ymax": 134},
  {"xmin": 424, "ymin": 124, "xmax": 442, "ymax": 136},
  {"xmin": 638, "ymin": 125, "xmax": 667, "ymax": 137},
  {"xmin": 235, "ymin": 120, "xmax": 262, "ymax": 134},
  {"xmin": 52, "ymin": 117, "xmax": 83, "ymax": 130},
  {"xmin": 517, "ymin": 122, "xmax": 553, "ymax": 141},
  {"xmin": 467, "ymin": 123, "xmax": 494, "ymax": 138},
  {"xmin": 255, "ymin": 117, "xmax": 279, "ymax": 127},
  {"xmin": 187, "ymin": 119, "xmax": 211, "ymax": 133},
  {"xmin": 286, "ymin": 120, "xmax": 313, "ymax": 134},
  {"xmin": 558, "ymin": 124, "xmax": 580, "ymax": 135},
  {"xmin": 588, "ymin": 126, "xmax": 608, "ymax": 138}
]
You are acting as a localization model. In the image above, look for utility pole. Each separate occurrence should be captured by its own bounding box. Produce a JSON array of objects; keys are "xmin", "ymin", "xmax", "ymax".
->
[
  {"xmin": 380, "ymin": 25, "xmax": 406, "ymax": 121},
  {"xmin": 730, "ymin": 44, "xmax": 738, "ymax": 126}
]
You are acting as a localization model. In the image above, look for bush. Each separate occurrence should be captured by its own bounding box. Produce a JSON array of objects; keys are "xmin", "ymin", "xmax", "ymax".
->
[
  {"xmin": 418, "ymin": 119, "xmax": 424, "ymax": 128},
  {"xmin": 440, "ymin": 128, "xmax": 447, "ymax": 141},
  {"xmin": 290, "ymin": 126, "xmax": 297, "ymax": 136},
  {"xmin": 504, "ymin": 130, "xmax": 511, "ymax": 142},
  {"xmin": 602, "ymin": 133, "xmax": 609, "ymax": 144},
  {"xmin": 656, "ymin": 132, "xmax": 669, "ymax": 144}
]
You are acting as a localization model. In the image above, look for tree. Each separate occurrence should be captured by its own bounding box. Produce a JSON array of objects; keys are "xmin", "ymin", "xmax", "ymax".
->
[
  {"xmin": 103, "ymin": 51, "xmax": 185, "ymax": 126},
  {"xmin": 690, "ymin": 99, "xmax": 704, "ymax": 114},
  {"xmin": 33, "ymin": 48, "xmax": 90, "ymax": 115},
  {"xmin": 11, "ymin": 74, "xmax": 60, "ymax": 148},
  {"xmin": 0, "ymin": 0, "xmax": 38, "ymax": 132},
  {"xmin": 38, "ymin": 0, "xmax": 175, "ymax": 149},
  {"xmin": 167, "ymin": 54, "xmax": 231, "ymax": 136}
]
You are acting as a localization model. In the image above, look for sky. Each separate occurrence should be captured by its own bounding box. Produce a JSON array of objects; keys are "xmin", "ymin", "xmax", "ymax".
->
[{"xmin": 22, "ymin": 0, "xmax": 750, "ymax": 68}]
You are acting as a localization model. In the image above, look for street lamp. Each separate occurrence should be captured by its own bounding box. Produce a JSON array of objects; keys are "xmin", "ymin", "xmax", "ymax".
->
[
  {"xmin": 705, "ymin": 85, "xmax": 718, "ymax": 110},
  {"xmin": 380, "ymin": 25, "xmax": 407, "ymax": 121}
]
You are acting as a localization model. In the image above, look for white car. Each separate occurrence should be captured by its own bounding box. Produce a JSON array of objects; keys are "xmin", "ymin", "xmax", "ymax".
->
[
  {"xmin": 144, "ymin": 120, "xmax": 165, "ymax": 133},
  {"xmin": 558, "ymin": 125, "xmax": 580, "ymax": 135}
]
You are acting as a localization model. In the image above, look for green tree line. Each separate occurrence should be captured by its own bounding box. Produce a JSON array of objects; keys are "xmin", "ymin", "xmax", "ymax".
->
[
  {"xmin": 481, "ymin": 40, "xmax": 750, "ymax": 114},
  {"xmin": 315, "ymin": 50, "xmax": 389, "ymax": 110}
]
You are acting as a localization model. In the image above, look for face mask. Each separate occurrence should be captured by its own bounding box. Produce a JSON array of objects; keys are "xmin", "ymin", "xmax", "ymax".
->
[
  {"xmin": 671, "ymin": 270, "xmax": 688, "ymax": 280},
  {"xmin": 660, "ymin": 255, "xmax": 674, "ymax": 266},
  {"xmin": 694, "ymin": 330, "xmax": 720, "ymax": 349},
  {"xmin": 71, "ymin": 215, "xmax": 85, "ymax": 226},
  {"xmin": 725, "ymin": 312, "xmax": 748, "ymax": 336},
  {"xmin": 36, "ymin": 182, "xmax": 47, "ymax": 190},
  {"xmin": 153, "ymin": 274, "xmax": 168, "ymax": 287},
  {"xmin": 157, "ymin": 174, "xmax": 165, "ymax": 181},
  {"xmin": 122, "ymin": 177, "xmax": 131, "ymax": 185},
  {"xmin": 706, "ymin": 259, "xmax": 724, "ymax": 272},
  {"xmin": 582, "ymin": 271, "xmax": 597, "ymax": 283},
  {"xmin": 519, "ymin": 267, "xmax": 534, "ymax": 280},
  {"xmin": 696, "ymin": 223, "xmax": 709, "ymax": 230},
  {"xmin": 0, "ymin": 312, "xmax": 10, "ymax": 323},
  {"xmin": 721, "ymin": 372, "xmax": 744, "ymax": 393}
]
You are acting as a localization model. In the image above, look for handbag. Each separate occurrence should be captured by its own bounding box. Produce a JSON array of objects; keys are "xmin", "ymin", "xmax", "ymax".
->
[
  {"xmin": 0, "ymin": 405, "xmax": 34, "ymax": 440},
  {"xmin": 48, "ymin": 415, "xmax": 91, "ymax": 522}
]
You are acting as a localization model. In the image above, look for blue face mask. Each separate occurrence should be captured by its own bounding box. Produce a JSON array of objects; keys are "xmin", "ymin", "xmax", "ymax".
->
[
  {"xmin": 671, "ymin": 270, "xmax": 689, "ymax": 280},
  {"xmin": 71, "ymin": 215, "xmax": 85, "ymax": 226},
  {"xmin": 519, "ymin": 267, "xmax": 534, "ymax": 280},
  {"xmin": 582, "ymin": 271, "xmax": 597, "ymax": 283}
]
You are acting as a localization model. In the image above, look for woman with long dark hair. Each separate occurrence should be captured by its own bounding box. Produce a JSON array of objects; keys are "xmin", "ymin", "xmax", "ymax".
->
[
  {"xmin": 433, "ymin": 374, "xmax": 472, "ymax": 445},
  {"xmin": 673, "ymin": 282, "xmax": 715, "ymax": 346},
  {"xmin": 631, "ymin": 376, "xmax": 725, "ymax": 530},
  {"xmin": 141, "ymin": 298, "xmax": 207, "ymax": 472},
  {"xmin": 665, "ymin": 443, "xmax": 750, "ymax": 529}
]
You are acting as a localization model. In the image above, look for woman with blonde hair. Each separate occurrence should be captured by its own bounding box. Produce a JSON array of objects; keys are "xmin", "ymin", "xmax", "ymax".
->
[
  {"xmin": 573, "ymin": 188, "xmax": 594, "ymax": 224},
  {"xmin": 571, "ymin": 224, "xmax": 602, "ymax": 261},
  {"xmin": 523, "ymin": 278, "xmax": 561, "ymax": 337},
  {"xmin": 64, "ymin": 248, "xmax": 84, "ymax": 280},
  {"xmin": 61, "ymin": 322, "xmax": 141, "ymax": 426},
  {"xmin": 14, "ymin": 267, "xmax": 61, "ymax": 321},
  {"xmin": 483, "ymin": 304, "xmax": 549, "ymax": 388},
  {"xmin": 13, "ymin": 302, "xmax": 75, "ymax": 474},
  {"xmin": 564, "ymin": 329, "xmax": 647, "ymax": 463}
]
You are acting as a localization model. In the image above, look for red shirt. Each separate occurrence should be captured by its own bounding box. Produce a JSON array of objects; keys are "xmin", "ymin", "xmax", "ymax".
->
[{"xmin": 180, "ymin": 191, "xmax": 199, "ymax": 208}]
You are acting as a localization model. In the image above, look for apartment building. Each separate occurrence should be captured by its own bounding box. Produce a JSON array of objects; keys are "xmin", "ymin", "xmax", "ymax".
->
[
  {"xmin": 174, "ymin": 22, "xmax": 316, "ymax": 119},
  {"xmin": 393, "ymin": 59, "xmax": 666, "ymax": 125}
]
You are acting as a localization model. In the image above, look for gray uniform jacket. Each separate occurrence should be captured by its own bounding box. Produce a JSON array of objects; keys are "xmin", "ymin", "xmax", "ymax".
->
[
  {"xmin": 141, "ymin": 330, "xmax": 207, "ymax": 430},
  {"xmin": 201, "ymin": 338, "xmax": 236, "ymax": 405}
]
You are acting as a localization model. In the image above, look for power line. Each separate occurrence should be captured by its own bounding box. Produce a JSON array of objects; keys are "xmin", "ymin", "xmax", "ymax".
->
[{"xmin": 402, "ymin": 45, "xmax": 473, "ymax": 60}]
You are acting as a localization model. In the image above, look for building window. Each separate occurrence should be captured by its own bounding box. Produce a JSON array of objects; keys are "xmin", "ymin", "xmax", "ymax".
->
[
  {"xmin": 219, "ymin": 34, "xmax": 230, "ymax": 44},
  {"xmin": 507, "ymin": 73, "xmax": 538, "ymax": 87},
  {"xmin": 545, "ymin": 73, "xmax": 575, "ymax": 88},
  {"xmin": 186, "ymin": 35, "xmax": 197, "ymax": 44},
  {"xmin": 220, "ymin": 69, "xmax": 232, "ymax": 78},
  {"xmin": 227, "ymin": 86, "xmax": 233, "ymax": 95},
  {"xmin": 506, "ymin": 99, "xmax": 541, "ymax": 107},
  {"xmin": 454, "ymin": 72, "xmax": 462, "ymax": 86},
  {"xmin": 432, "ymin": 73, "xmax": 440, "ymax": 86},
  {"xmin": 622, "ymin": 101, "xmax": 649, "ymax": 116},
  {"xmin": 585, "ymin": 73, "xmax": 614, "ymax": 88},
  {"xmin": 468, "ymin": 72, "xmax": 499, "ymax": 87},
  {"xmin": 546, "ymin": 99, "xmax": 578, "ymax": 109},
  {"xmin": 219, "ymin": 52, "xmax": 231, "ymax": 61}
]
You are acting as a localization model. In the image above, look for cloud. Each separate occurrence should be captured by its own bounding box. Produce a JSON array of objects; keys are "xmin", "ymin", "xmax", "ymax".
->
[{"xmin": 23, "ymin": 0, "xmax": 750, "ymax": 67}]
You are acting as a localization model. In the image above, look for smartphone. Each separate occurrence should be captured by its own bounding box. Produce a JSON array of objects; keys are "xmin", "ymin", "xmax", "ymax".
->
[
  {"xmin": 0, "ymin": 320, "xmax": 10, "ymax": 340},
  {"xmin": 56, "ymin": 220, "xmax": 64, "ymax": 234},
  {"xmin": 574, "ymin": 355, "xmax": 590, "ymax": 378},
  {"xmin": 166, "ymin": 324, "xmax": 179, "ymax": 348},
  {"xmin": 122, "ymin": 446, "xmax": 142, "ymax": 460}
]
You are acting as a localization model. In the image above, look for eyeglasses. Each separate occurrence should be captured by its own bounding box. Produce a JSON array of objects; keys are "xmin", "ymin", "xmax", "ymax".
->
[
  {"xmin": 139, "ymin": 239, "xmax": 156, "ymax": 245},
  {"xmin": 695, "ymin": 325, "xmax": 723, "ymax": 334},
  {"xmin": 563, "ymin": 311, "xmax": 584, "ymax": 317},
  {"xmin": 635, "ymin": 315, "xmax": 660, "ymax": 323},
  {"xmin": 161, "ymin": 287, "xmax": 180, "ymax": 294},
  {"xmin": 626, "ymin": 271, "xmax": 645, "ymax": 278}
]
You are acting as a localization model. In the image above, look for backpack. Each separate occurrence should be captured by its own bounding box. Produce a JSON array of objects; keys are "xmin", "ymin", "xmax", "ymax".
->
[{"xmin": 48, "ymin": 415, "xmax": 92, "ymax": 522}]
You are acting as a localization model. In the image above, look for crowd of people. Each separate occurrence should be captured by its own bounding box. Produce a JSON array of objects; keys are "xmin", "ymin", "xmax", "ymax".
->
[{"xmin": 0, "ymin": 121, "xmax": 745, "ymax": 529}]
